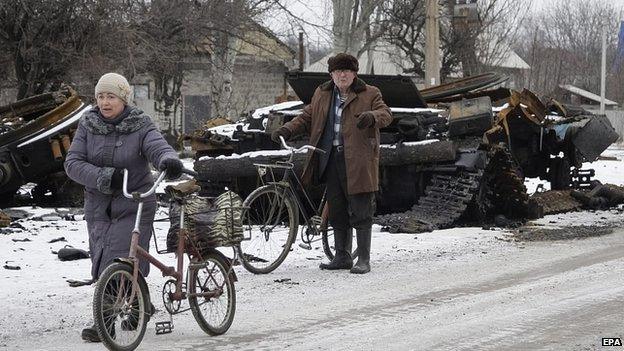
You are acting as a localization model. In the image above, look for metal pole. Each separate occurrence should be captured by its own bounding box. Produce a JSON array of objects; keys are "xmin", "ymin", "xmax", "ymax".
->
[
  {"xmin": 298, "ymin": 31, "xmax": 305, "ymax": 71},
  {"xmin": 425, "ymin": 0, "xmax": 440, "ymax": 87},
  {"xmin": 600, "ymin": 24, "xmax": 607, "ymax": 114}
]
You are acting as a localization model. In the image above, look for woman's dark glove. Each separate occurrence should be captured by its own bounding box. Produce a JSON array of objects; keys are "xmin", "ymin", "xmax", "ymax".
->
[
  {"xmin": 356, "ymin": 111, "xmax": 375, "ymax": 129},
  {"xmin": 159, "ymin": 158, "xmax": 183, "ymax": 180},
  {"xmin": 110, "ymin": 168, "xmax": 124, "ymax": 190},
  {"xmin": 271, "ymin": 127, "xmax": 291, "ymax": 143}
]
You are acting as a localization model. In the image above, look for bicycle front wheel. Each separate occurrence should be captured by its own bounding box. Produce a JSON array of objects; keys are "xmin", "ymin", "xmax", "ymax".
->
[
  {"xmin": 189, "ymin": 254, "xmax": 236, "ymax": 335},
  {"xmin": 238, "ymin": 185, "xmax": 299, "ymax": 274},
  {"xmin": 93, "ymin": 262, "xmax": 149, "ymax": 351}
]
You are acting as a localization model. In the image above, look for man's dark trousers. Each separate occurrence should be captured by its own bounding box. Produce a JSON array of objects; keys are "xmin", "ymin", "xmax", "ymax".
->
[{"xmin": 321, "ymin": 146, "xmax": 375, "ymax": 272}]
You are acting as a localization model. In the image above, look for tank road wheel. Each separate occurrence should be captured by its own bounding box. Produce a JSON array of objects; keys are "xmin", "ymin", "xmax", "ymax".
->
[{"xmin": 237, "ymin": 185, "xmax": 299, "ymax": 274}]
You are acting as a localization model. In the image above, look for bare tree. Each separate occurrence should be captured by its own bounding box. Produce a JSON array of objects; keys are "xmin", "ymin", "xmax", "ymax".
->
[
  {"xmin": 0, "ymin": 0, "xmax": 115, "ymax": 99},
  {"xmin": 331, "ymin": 0, "xmax": 387, "ymax": 57},
  {"xmin": 381, "ymin": 0, "xmax": 531, "ymax": 80},
  {"xmin": 517, "ymin": 0, "xmax": 621, "ymax": 98}
]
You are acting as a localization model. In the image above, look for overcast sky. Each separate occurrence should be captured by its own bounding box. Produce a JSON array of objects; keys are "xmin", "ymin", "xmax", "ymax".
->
[{"xmin": 265, "ymin": 0, "xmax": 624, "ymax": 48}]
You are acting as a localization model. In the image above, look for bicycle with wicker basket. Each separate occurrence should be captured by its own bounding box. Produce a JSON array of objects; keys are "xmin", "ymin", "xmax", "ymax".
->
[
  {"xmin": 92, "ymin": 168, "xmax": 242, "ymax": 351},
  {"xmin": 237, "ymin": 136, "xmax": 355, "ymax": 274}
]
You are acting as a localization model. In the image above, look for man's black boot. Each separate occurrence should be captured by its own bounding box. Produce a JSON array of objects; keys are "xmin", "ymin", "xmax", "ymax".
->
[
  {"xmin": 319, "ymin": 228, "xmax": 353, "ymax": 270},
  {"xmin": 350, "ymin": 228, "xmax": 371, "ymax": 274}
]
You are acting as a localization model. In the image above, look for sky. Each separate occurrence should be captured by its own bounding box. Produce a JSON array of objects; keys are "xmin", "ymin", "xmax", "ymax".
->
[{"xmin": 265, "ymin": 0, "xmax": 624, "ymax": 48}]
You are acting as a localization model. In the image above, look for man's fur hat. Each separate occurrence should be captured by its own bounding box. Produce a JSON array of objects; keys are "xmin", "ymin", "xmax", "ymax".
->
[{"xmin": 327, "ymin": 53, "xmax": 359, "ymax": 73}]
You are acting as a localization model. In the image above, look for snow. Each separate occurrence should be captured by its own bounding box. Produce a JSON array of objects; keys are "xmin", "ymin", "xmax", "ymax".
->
[
  {"xmin": 1, "ymin": 145, "xmax": 623, "ymax": 350},
  {"xmin": 198, "ymin": 149, "xmax": 307, "ymax": 162},
  {"xmin": 380, "ymin": 139, "xmax": 440, "ymax": 148},
  {"xmin": 390, "ymin": 107, "xmax": 444, "ymax": 114},
  {"xmin": 251, "ymin": 101, "xmax": 304, "ymax": 119}
]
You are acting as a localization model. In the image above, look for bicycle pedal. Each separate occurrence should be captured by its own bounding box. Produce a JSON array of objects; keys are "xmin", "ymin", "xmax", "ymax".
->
[
  {"xmin": 298, "ymin": 243, "xmax": 312, "ymax": 250},
  {"xmin": 155, "ymin": 321, "xmax": 173, "ymax": 335}
]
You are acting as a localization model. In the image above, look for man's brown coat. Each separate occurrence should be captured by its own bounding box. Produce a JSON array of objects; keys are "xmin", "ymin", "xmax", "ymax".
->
[{"xmin": 282, "ymin": 78, "xmax": 392, "ymax": 194}]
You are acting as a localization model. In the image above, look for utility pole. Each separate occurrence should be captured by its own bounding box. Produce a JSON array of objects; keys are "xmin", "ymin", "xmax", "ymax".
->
[
  {"xmin": 600, "ymin": 24, "xmax": 607, "ymax": 114},
  {"xmin": 425, "ymin": 0, "xmax": 440, "ymax": 87},
  {"xmin": 298, "ymin": 31, "xmax": 305, "ymax": 71}
]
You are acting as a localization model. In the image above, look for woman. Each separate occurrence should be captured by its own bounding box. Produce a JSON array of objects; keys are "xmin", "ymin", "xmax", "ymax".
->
[{"xmin": 64, "ymin": 72, "xmax": 183, "ymax": 342}]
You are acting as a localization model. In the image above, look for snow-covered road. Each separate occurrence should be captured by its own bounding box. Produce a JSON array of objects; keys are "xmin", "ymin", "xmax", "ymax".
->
[
  {"xmin": 1, "ymin": 145, "xmax": 623, "ymax": 350},
  {"xmin": 2, "ymin": 218, "xmax": 623, "ymax": 351}
]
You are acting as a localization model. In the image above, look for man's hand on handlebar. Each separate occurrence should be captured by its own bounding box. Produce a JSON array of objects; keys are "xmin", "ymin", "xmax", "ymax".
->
[{"xmin": 271, "ymin": 127, "xmax": 291, "ymax": 143}]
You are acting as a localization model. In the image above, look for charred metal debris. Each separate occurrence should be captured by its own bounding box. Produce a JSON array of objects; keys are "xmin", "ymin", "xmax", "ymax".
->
[
  {"xmin": 1, "ymin": 72, "xmax": 620, "ymax": 234},
  {"xmin": 190, "ymin": 72, "xmax": 621, "ymax": 233},
  {"xmin": 0, "ymin": 87, "xmax": 88, "ymax": 209}
]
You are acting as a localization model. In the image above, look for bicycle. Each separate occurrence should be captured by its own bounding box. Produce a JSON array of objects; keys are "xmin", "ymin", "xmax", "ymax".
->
[
  {"xmin": 92, "ymin": 168, "xmax": 238, "ymax": 351},
  {"xmin": 237, "ymin": 136, "xmax": 356, "ymax": 274}
]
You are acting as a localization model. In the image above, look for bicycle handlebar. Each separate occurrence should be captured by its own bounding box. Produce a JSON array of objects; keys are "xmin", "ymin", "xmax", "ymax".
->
[
  {"xmin": 122, "ymin": 166, "xmax": 196, "ymax": 200},
  {"xmin": 279, "ymin": 136, "xmax": 326, "ymax": 155}
]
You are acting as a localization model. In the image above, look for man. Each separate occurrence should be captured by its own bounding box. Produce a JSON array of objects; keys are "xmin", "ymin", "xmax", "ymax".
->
[{"xmin": 272, "ymin": 53, "xmax": 392, "ymax": 274}]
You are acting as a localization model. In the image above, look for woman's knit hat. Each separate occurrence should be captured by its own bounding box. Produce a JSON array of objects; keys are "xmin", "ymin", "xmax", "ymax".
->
[
  {"xmin": 327, "ymin": 53, "xmax": 359, "ymax": 73},
  {"xmin": 95, "ymin": 72, "xmax": 132, "ymax": 103}
]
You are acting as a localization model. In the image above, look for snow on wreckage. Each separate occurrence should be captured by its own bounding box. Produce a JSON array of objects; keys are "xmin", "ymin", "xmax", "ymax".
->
[{"xmin": 190, "ymin": 71, "xmax": 622, "ymax": 233}]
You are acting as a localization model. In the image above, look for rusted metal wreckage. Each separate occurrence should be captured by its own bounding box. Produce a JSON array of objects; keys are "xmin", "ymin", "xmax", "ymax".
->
[
  {"xmin": 190, "ymin": 72, "xmax": 621, "ymax": 233},
  {"xmin": 0, "ymin": 73, "xmax": 621, "ymax": 234},
  {"xmin": 0, "ymin": 87, "xmax": 89, "ymax": 208}
]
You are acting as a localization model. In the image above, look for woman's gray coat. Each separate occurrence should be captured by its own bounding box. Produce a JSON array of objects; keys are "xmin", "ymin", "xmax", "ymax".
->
[{"xmin": 65, "ymin": 106, "xmax": 177, "ymax": 279}]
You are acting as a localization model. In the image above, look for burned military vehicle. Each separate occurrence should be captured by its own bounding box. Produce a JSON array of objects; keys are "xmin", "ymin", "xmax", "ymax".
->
[
  {"xmin": 0, "ymin": 87, "xmax": 89, "ymax": 207},
  {"xmin": 192, "ymin": 72, "xmax": 619, "ymax": 233}
]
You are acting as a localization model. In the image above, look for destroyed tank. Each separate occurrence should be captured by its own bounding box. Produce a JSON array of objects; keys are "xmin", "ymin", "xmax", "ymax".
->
[
  {"xmin": 192, "ymin": 72, "xmax": 620, "ymax": 233},
  {"xmin": 0, "ymin": 87, "xmax": 89, "ymax": 207}
]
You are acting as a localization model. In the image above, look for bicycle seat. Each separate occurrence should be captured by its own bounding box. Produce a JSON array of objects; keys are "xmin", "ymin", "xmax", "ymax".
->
[{"xmin": 165, "ymin": 180, "xmax": 200, "ymax": 202}]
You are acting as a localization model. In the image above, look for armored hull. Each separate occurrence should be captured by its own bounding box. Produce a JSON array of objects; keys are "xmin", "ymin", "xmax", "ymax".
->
[{"xmin": 192, "ymin": 73, "xmax": 620, "ymax": 233}]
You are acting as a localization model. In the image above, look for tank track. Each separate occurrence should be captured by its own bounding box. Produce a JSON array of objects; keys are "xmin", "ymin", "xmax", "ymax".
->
[
  {"xmin": 481, "ymin": 145, "xmax": 529, "ymax": 218},
  {"xmin": 375, "ymin": 170, "xmax": 483, "ymax": 233},
  {"xmin": 375, "ymin": 144, "xmax": 529, "ymax": 233}
]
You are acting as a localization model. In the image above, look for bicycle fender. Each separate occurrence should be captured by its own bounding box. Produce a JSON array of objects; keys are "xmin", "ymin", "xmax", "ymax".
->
[
  {"xmin": 113, "ymin": 257, "xmax": 134, "ymax": 267},
  {"xmin": 113, "ymin": 257, "xmax": 150, "ymax": 277}
]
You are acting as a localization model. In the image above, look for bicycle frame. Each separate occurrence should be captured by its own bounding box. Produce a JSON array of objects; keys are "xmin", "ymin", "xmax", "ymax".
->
[
  {"xmin": 253, "ymin": 137, "xmax": 329, "ymax": 246},
  {"xmin": 121, "ymin": 170, "xmax": 221, "ymax": 306}
]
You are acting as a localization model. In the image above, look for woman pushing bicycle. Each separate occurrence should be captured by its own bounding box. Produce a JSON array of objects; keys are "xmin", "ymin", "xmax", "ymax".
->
[
  {"xmin": 64, "ymin": 72, "xmax": 184, "ymax": 342},
  {"xmin": 271, "ymin": 53, "xmax": 392, "ymax": 274}
]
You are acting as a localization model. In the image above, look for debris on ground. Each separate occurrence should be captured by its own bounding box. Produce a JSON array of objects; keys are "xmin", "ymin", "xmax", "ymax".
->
[
  {"xmin": 512, "ymin": 225, "xmax": 615, "ymax": 241},
  {"xmin": 0, "ymin": 211, "xmax": 10, "ymax": 227},
  {"xmin": 56, "ymin": 246, "xmax": 90, "ymax": 261}
]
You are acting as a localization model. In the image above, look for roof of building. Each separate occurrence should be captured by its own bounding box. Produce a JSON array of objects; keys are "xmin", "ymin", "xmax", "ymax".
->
[
  {"xmin": 489, "ymin": 48, "xmax": 530, "ymax": 70},
  {"xmin": 306, "ymin": 46, "xmax": 410, "ymax": 75},
  {"xmin": 306, "ymin": 41, "xmax": 529, "ymax": 74},
  {"xmin": 559, "ymin": 84, "xmax": 618, "ymax": 106}
]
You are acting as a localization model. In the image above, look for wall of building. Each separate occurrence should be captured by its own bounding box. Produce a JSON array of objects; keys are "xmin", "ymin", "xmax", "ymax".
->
[
  {"xmin": 230, "ymin": 55, "xmax": 288, "ymax": 119},
  {"xmin": 132, "ymin": 54, "xmax": 290, "ymax": 134}
]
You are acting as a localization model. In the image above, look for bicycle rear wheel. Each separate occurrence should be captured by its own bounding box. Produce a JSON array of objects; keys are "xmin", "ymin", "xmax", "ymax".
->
[
  {"xmin": 93, "ymin": 262, "xmax": 149, "ymax": 351},
  {"xmin": 189, "ymin": 253, "xmax": 236, "ymax": 335},
  {"xmin": 238, "ymin": 185, "xmax": 299, "ymax": 274}
]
